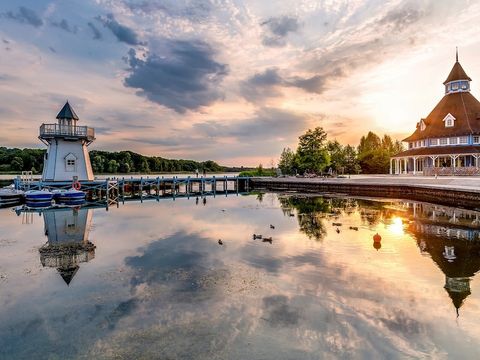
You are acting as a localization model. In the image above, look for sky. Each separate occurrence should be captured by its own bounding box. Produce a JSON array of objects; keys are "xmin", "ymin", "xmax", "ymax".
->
[{"xmin": 1, "ymin": 0, "xmax": 480, "ymax": 166}]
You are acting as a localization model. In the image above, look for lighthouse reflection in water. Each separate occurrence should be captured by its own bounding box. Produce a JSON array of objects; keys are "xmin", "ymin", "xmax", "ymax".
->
[
  {"xmin": 2, "ymin": 194, "xmax": 480, "ymax": 358},
  {"xmin": 39, "ymin": 207, "xmax": 95, "ymax": 285}
]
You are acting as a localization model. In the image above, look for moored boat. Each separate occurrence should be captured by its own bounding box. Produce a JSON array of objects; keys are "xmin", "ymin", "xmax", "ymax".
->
[
  {"xmin": 53, "ymin": 188, "xmax": 86, "ymax": 203},
  {"xmin": 0, "ymin": 186, "xmax": 24, "ymax": 207},
  {"xmin": 25, "ymin": 189, "xmax": 54, "ymax": 203}
]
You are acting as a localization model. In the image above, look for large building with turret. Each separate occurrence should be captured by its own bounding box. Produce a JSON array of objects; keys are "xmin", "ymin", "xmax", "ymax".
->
[{"xmin": 391, "ymin": 51, "xmax": 480, "ymax": 175}]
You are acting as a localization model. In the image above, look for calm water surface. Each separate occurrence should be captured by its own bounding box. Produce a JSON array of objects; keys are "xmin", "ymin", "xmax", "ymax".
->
[{"xmin": 0, "ymin": 193, "xmax": 479, "ymax": 359}]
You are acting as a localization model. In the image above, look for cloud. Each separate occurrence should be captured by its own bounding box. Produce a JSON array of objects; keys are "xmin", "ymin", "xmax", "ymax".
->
[
  {"xmin": 193, "ymin": 107, "xmax": 308, "ymax": 141},
  {"xmin": 87, "ymin": 22, "xmax": 102, "ymax": 40},
  {"xmin": 261, "ymin": 15, "xmax": 300, "ymax": 47},
  {"xmin": 124, "ymin": 40, "xmax": 228, "ymax": 113},
  {"xmin": 262, "ymin": 295, "xmax": 301, "ymax": 327},
  {"xmin": 2, "ymin": 6, "xmax": 43, "ymax": 28},
  {"xmin": 378, "ymin": 5, "xmax": 424, "ymax": 32},
  {"xmin": 51, "ymin": 19, "xmax": 78, "ymax": 34},
  {"xmin": 124, "ymin": 0, "xmax": 213, "ymax": 20},
  {"xmin": 96, "ymin": 14, "xmax": 144, "ymax": 45},
  {"xmin": 241, "ymin": 68, "xmax": 328, "ymax": 102}
]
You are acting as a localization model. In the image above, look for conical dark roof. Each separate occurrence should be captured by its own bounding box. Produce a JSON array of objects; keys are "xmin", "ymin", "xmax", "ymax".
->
[
  {"xmin": 58, "ymin": 265, "xmax": 79, "ymax": 285},
  {"xmin": 56, "ymin": 101, "xmax": 79, "ymax": 120},
  {"xmin": 444, "ymin": 61, "xmax": 472, "ymax": 84}
]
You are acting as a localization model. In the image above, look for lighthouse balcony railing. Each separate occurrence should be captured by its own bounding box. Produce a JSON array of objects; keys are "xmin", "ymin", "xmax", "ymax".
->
[{"xmin": 39, "ymin": 124, "xmax": 95, "ymax": 141}]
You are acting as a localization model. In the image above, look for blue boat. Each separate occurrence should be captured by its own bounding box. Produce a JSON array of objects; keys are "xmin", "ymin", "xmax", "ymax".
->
[
  {"xmin": 53, "ymin": 188, "xmax": 86, "ymax": 203},
  {"xmin": 25, "ymin": 190, "xmax": 54, "ymax": 203},
  {"xmin": 0, "ymin": 186, "xmax": 24, "ymax": 207},
  {"xmin": 25, "ymin": 200, "xmax": 53, "ymax": 208}
]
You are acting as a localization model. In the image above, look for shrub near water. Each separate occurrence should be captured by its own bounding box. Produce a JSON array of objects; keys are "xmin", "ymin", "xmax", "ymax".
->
[{"xmin": 239, "ymin": 165, "xmax": 276, "ymax": 177}]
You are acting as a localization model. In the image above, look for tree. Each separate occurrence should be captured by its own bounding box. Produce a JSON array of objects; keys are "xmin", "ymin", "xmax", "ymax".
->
[
  {"xmin": 92, "ymin": 155, "xmax": 105, "ymax": 173},
  {"xmin": 343, "ymin": 145, "xmax": 361, "ymax": 174},
  {"xmin": 357, "ymin": 132, "xmax": 404, "ymax": 173},
  {"xmin": 107, "ymin": 159, "xmax": 119, "ymax": 173},
  {"xmin": 296, "ymin": 127, "xmax": 330, "ymax": 174},
  {"xmin": 11, "ymin": 157, "xmax": 24, "ymax": 171},
  {"xmin": 278, "ymin": 147, "xmax": 296, "ymax": 175},
  {"xmin": 327, "ymin": 140, "xmax": 346, "ymax": 173}
]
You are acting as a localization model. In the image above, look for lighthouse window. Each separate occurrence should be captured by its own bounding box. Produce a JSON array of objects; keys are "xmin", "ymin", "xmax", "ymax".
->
[
  {"xmin": 67, "ymin": 160, "xmax": 75, "ymax": 166},
  {"xmin": 452, "ymin": 82, "xmax": 459, "ymax": 91}
]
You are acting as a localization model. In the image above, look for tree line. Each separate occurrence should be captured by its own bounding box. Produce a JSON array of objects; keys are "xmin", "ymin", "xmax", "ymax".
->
[
  {"xmin": 0, "ymin": 147, "xmax": 228, "ymax": 174},
  {"xmin": 278, "ymin": 128, "xmax": 403, "ymax": 175}
]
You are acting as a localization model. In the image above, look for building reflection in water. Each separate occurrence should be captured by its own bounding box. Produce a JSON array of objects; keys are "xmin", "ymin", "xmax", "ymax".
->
[
  {"xmin": 38, "ymin": 207, "xmax": 96, "ymax": 285},
  {"xmin": 406, "ymin": 202, "xmax": 480, "ymax": 316},
  {"xmin": 279, "ymin": 195, "xmax": 480, "ymax": 317}
]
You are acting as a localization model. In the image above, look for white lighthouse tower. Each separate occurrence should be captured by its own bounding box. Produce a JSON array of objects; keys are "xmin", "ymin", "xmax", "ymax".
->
[{"xmin": 40, "ymin": 102, "xmax": 95, "ymax": 181}]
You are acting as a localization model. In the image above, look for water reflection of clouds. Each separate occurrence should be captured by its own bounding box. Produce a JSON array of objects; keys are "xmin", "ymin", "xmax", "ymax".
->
[{"xmin": 1, "ymin": 195, "xmax": 480, "ymax": 358}]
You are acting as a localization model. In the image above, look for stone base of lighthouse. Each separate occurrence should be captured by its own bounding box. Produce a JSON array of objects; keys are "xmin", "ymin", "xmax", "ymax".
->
[{"xmin": 42, "ymin": 139, "xmax": 94, "ymax": 182}]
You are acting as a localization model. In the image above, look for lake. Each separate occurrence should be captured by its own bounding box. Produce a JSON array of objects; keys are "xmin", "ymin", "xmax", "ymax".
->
[{"xmin": 0, "ymin": 192, "xmax": 479, "ymax": 359}]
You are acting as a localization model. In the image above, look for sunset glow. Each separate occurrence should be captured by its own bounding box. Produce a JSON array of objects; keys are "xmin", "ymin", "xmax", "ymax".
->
[{"xmin": 1, "ymin": 1, "xmax": 480, "ymax": 166}]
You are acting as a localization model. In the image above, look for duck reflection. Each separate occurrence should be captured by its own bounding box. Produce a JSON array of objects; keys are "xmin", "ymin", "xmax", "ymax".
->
[
  {"xmin": 407, "ymin": 203, "xmax": 480, "ymax": 316},
  {"xmin": 36, "ymin": 207, "xmax": 96, "ymax": 285}
]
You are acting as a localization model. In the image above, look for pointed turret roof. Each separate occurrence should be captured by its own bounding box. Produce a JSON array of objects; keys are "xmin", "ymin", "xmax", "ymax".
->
[
  {"xmin": 58, "ymin": 266, "xmax": 79, "ymax": 285},
  {"xmin": 56, "ymin": 101, "xmax": 79, "ymax": 120},
  {"xmin": 443, "ymin": 51, "xmax": 472, "ymax": 84}
]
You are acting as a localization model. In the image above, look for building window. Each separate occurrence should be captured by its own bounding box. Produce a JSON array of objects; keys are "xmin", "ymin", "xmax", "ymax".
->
[
  {"xmin": 440, "ymin": 138, "xmax": 448, "ymax": 145},
  {"xmin": 409, "ymin": 142, "xmax": 413, "ymax": 149},
  {"xmin": 460, "ymin": 136, "xmax": 468, "ymax": 144},
  {"xmin": 450, "ymin": 137, "xmax": 458, "ymax": 145},
  {"xmin": 67, "ymin": 159, "xmax": 75, "ymax": 166},
  {"xmin": 430, "ymin": 138, "xmax": 438, "ymax": 146},
  {"xmin": 474, "ymin": 136, "xmax": 480, "ymax": 144}
]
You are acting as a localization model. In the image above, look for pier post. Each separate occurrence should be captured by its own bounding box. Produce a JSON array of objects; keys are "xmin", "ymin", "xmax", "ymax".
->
[{"xmin": 213, "ymin": 176, "xmax": 216, "ymax": 197}]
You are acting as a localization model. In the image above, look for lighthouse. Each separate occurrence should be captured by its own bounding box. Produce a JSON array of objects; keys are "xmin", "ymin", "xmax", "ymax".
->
[{"xmin": 39, "ymin": 101, "xmax": 95, "ymax": 181}]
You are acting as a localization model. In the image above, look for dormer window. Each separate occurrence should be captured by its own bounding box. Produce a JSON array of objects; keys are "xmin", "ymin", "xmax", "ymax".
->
[
  {"xmin": 420, "ymin": 119, "xmax": 426, "ymax": 131},
  {"xmin": 443, "ymin": 113, "xmax": 456, "ymax": 127}
]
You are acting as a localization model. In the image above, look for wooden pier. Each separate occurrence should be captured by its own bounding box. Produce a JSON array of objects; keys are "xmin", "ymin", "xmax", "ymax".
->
[{"xmin": 14, "ymin": 175, "xmax": 251, "ymax": 207}]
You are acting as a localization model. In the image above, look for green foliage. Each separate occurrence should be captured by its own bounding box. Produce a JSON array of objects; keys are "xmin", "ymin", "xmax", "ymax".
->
[
  {"xmin": 0, "ymin": 147, "xmax": 44, "ymax": 173},
  {"xmin": 87, "ymin": 150, "xmax": 225, "ymax": 174},
  {"xmin": 239, "ymin": 164, "xmax": 276, "ymax": 177},
  {"xmin": 0, "ymin": 147, "xmax": 227, "ymax": 174},
  {"xmin": 296, "ymin": 127, "xmax": 330, "ymax": 174},
  {"xmin": 357, "ymin": 133, "xmax": 404, "ymax": 173},
  {"xmin": 278, "ymin": 147, "xmax": 296, "ymax": 175}
]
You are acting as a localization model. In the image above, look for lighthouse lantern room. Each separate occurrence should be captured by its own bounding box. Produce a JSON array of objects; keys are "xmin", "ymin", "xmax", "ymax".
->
[{"xmin": 39, "ymin": 102, "xmax": 95, "ymax": 181}]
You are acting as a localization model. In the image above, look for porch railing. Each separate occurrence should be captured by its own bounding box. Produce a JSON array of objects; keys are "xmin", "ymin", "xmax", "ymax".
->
[{"xmin": 423, "ymin": 166, "xmax": 480, "ymax": 176}]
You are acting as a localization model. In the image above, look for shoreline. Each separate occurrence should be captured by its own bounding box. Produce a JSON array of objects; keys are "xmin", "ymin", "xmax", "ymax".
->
[{"xmin": 250, "ymin": 175, "xmax": 480, "ymax": 210}]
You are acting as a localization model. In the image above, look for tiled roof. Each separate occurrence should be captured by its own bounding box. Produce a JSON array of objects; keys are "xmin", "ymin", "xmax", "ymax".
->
[
  {"xmin": 403, "ymin": 92, "xmax": 480, "ymax": 142},
  {"xmin": 56, "ymin": 101, "xmax": 79, "ymax": 120},
  {"xmin": 392, "ymin": 145, "xmax": 480, "ymax": 158}
]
